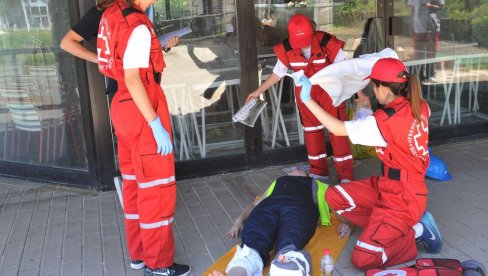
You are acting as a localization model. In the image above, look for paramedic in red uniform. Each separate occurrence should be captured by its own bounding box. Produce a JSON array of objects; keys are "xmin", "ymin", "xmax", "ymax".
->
[
  {"xmin": 297, "ymin": 58, "xmax": 443, "ymax": 270},
  {"xmin": 246, "ymin": 13, "xmax": 353, "ymax": 183},
  {"xmin": 96, "ymin": 0, "xmax": 190, "ymax": 275}
]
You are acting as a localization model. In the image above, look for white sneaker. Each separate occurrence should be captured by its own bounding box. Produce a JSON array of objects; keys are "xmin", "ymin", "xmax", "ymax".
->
[
  {"xmin": 226, "ymin": 245, "xmax": 263, "ymax": 276},
  {"xmin": 130, "ymin": 260, "xmax": 145, "ymax": 270},
  {"xmin": 270, "ymin": 250, "xmax": 311, "ymax": 276}
]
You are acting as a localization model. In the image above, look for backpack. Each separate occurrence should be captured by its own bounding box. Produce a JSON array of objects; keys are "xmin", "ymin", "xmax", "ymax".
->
[{"xmin": 365, "ymin": 258, "xmax": 474, "ymax": 276}]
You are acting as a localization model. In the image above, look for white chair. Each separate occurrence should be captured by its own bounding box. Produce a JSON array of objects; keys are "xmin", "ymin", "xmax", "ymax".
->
[
  {"xmin": 0, "ymin": 87, "xmax": 64, "ymax": 163},
  {"xmin": 164, "ymin": 84, "xmax": 203, "ymax": 160}
]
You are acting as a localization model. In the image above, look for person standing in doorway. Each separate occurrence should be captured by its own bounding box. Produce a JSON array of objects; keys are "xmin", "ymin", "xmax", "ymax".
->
[
  {"xmin": 96, "ymin": 0, "xmax": 190, "ymax": 275},
  {"xmin": 408, "ymin": 0, "xmax": 445, "ymax": 83},
  {"xmin": 246, "ymin": 13, "xmax": 354, "ymax": 183}
]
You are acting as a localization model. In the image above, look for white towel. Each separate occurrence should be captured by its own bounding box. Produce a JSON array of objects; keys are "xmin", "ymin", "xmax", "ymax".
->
[{"xmin": 287, "ymin": 48, "xmax": 400, "ymax": 106}]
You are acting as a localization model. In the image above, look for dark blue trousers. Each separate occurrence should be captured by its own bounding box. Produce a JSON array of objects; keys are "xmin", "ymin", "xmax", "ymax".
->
[{"xmin": 240, "ymin": 176, "xmax": 319, "ymax": 265}]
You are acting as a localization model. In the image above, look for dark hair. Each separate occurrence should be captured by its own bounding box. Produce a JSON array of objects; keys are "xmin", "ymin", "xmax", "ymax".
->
[
  {"xmin": 97, "ymin": 0, "xmax": 133, "ymax": 9},
  {"xmin": 371, "ymin": 72, "xmax": 422, "ymax": 122},
  {"xmin": 310, "ymin": 19, "xmax": 317, "ymax": 31}
]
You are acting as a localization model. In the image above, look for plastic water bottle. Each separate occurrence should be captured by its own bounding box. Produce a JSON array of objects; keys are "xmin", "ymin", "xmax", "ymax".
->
[{"xmin": 321, "ymin": 248, "xmax": 334, "ymax": 276}]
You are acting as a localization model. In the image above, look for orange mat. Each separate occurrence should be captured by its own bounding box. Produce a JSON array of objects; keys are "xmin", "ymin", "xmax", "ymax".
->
[{"xmin": 203, "ymin": 214, "xmax": 350, "ymax": 276}]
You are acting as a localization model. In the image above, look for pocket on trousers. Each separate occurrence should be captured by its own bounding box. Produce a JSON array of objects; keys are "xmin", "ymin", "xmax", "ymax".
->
[
  {"xmin": 111, "ymin": 98, "xmax": 144, "ymax": 138},
  {"xmin": 371, "ymin": 217, "xmax": 406, "ymax": 248},
  {"xmin": 141, "ymin": 153, "xmax": 175, "ymax": 179}
]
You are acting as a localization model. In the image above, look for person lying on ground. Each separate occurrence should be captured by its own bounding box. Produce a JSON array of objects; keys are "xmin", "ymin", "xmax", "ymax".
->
[{"xmin": 209, "ymin": 168, "xmax": 351, "ymax": 276}]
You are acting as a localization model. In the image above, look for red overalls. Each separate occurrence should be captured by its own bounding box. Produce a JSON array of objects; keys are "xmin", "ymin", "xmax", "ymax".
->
[
  {"xmin": 326, "ymin": 97, "xmax": 431, "ymax": 270},
  {"xmin": 97, "ymin": 1, "xmax": 175, "ymax": 269},
  {"xmin": 273, "ymin": 32, "xmax": 353, "ymax": 181}
]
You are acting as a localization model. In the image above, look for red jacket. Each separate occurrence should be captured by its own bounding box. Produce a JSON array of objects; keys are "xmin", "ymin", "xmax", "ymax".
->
[
  {"xmin": 97, "ymin": 0, "xmax": 165, "ymax": 84},
  {"xmin": 273, "ymin": 31, "xmax": 344, "ymax": 77},
  {"xmin": 374, "ymin": 97, "xmax": 431, "ymax": 176}
]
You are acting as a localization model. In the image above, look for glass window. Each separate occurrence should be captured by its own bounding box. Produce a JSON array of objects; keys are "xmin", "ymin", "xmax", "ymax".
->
[
  {"xmin": 153, "ymin": 0, "xmax": 243, "ymax": 161},
  {"xmin": 393, "ymin": 0, "xmax": 488, "ymax": 127},
  {"xmin": 0, "ymin": 0, "xmax": 88, "ymax": 169},
  {"xmin": 254, "ymin": 0, "xmax": 377, "ymax": 151}
]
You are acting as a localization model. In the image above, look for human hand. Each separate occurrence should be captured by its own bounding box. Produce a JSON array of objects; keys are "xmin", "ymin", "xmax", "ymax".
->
[
  {"xmin": 338, "ymin": 222, "xmax": 351, "ymax": 238},
  {"xmin": 355, "ymin": 90, "xmax": 370, "ymax": 106},
  {"xmin": 165, "ymin": 36, "xmax": 179, "ymax": 49},
  {"xmin": 245, "ymin": 90, "xmax": 262, "ymax": 104},
  {"xmin": 148, "ymin": 116, "xmax": 173, "ymax": 155},
  {"xmin": 297, "ymin": 76, "xmax": 312, "ymax": 102},
  {"xmin": 226, "ymin": 221, "xmax": 244, "ymax": 239}
]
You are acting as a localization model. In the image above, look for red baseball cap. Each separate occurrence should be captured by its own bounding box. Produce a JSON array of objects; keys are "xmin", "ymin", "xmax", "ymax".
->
[
  {"xmin": 288, "ymin": 14, "xmax": 313, "ymax": 49},
  {"xmin": 364, "ymin": 58, "xmax": 408, "ymax": 83}
]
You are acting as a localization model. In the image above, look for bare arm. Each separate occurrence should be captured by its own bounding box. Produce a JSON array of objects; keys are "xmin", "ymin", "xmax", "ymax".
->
[
  {"xmin": 60, "ymin": 30, "xmax": 98, "ymax": 63},
  {"xmin": 245, "ymin": 73, "xmax": 281, "ymax": 104},
  {"xmin": 425, "ymin": 1, "xmax": 443, "ymax": 11},
  {"xmin": 302, "ymin": 100, "xmax": 348, "ymax": 136},
  {"xmin": 227, "ymin": 191, "xmax": 268, "ymax": 239},
  {"xmin": 124, "ymin": 68, "xmax": 157, "ymax": 122}
]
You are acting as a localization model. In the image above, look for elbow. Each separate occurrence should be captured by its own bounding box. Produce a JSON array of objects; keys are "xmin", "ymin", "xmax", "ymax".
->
[{"xmin": 60, "ymin": 38, "xmax": 67, "ymax": 51}]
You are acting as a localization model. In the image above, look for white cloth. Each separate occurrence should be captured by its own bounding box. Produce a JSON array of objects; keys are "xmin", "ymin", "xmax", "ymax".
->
[
  {"xmin": 123, "ymin": 25, "xmax": 151, "ymax": 69},
  {"xmin": 273, "ymin": 49, "xmax": 348, "ymax": 78},
  {"xmin": 288, "ymin": 48, "xmax": 400, "ymax": 106},
  {"xmin": 344, "ymin": 116, "xmax": 387, "ymax": 147}
]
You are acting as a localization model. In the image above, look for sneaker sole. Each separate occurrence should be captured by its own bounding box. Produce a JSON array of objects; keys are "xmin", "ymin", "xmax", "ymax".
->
[
  {"xmin": 130, "ymin": 262, "xmax": 145, "ymax": 270},
  {"xmin": 179, "ymin": 268, "xmax": 191, "ymax": 276},
  {"xmin": 423, "ymin": 212, "xmax": 443, "ymax": 253}
]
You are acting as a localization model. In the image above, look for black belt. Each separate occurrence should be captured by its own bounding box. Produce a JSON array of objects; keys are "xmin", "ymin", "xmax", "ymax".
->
[
  {"xmin": 381, "ymin": 163, "xmax": 401, "ymax": 180},
  {"xmin": 143, "ymin": 71, "xmax": 161, "ymax": 84},
  {"xmin": 381, "ymin": 163, "xmax": 424, "ymax": 182},
  {"xmin": 153, "ymin": 72, "xmax": 161, "ymax": 84}
]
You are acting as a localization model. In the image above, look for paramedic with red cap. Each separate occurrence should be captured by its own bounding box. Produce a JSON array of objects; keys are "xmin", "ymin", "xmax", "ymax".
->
[
  {"xmin": 96, "ymin": 0, "xmax": 190, "ymax": 275},
  {"xmin": 246, "ymin": 13, "xmax": 354, "ymax": 183},
  {"xmin": 297, "ymin": 58, "xmax": 443, "ymax": 270}
]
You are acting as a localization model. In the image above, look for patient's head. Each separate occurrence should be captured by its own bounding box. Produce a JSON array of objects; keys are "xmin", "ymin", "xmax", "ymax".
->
[{"xmin": 287, "ymin": 168, "xmax": 307, "ymax": 177}]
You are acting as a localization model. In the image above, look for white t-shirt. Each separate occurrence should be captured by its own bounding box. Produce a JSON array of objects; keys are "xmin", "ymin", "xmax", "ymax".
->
[
  {"xmin": 344, "ymin": 116, "xmax": 387, "ymax": 147},
  {"xmin": 408, "ymin": 0, "xmax": 444, "ymax": 33},
  {"xmin": 273, "ymin": 48, "xmax": 348, "ymax": 77},
  {"xmin": 123, "ymin": 25, "xmax": 151, "ymax": 69}
]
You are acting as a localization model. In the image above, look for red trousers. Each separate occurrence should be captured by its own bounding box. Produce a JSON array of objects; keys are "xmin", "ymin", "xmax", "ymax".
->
[
  {"xmin": 295, "ymin": 85, "xmax": 353, "ymax": 181},
  {"xmin": 325, "ymin": 176, "xmax": 427, "ymax": 270},
  {"xmin": 111, "ymin": 82, "xmax": 176, "ymax": 269}
]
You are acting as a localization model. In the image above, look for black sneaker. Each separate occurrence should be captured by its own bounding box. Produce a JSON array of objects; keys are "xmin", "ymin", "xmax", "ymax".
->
[
  {"xmin": 130, "ymin": 260, "xmax": 145, "ymax": 270},
  {"xmin": 144, "ymin": 263, "xmax": 191, "ymax": 276}
]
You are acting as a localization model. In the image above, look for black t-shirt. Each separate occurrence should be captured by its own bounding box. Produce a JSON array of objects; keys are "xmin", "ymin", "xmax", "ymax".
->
[
  {"xmin": 71, "ymin": 6, "xmax": 117, "ymax": 96},
  {"xmin": 72, "ymin": 7, "xmax": 103, "ymax": 41}
]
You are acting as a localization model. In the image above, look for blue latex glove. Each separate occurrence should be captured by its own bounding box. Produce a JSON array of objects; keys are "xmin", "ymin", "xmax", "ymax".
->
[
  {"xmin": 148, "ymin": 116, "xmax": 173, "ymax": 155},
  {"xmin": 298, "ymin": 76, "xmax": 312, "ymax": 102}
]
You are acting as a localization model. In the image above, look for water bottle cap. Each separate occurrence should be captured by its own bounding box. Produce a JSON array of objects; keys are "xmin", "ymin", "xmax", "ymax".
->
[{"xmin": 323, "ymin": 249, "xmax": 330, "ymax": 255}]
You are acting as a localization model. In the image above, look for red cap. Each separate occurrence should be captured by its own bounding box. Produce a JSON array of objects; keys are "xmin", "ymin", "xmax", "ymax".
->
[
  {"xmin": 288, "ymin": 14, "xmax": 313, "ymax": 49},
  {"xmin": 323, "ymin": 249, "xmax": 330, "ymax": 255},
  {"xmin": 364, "ymin": 58, "xmax": 408, "ymax": 83}
]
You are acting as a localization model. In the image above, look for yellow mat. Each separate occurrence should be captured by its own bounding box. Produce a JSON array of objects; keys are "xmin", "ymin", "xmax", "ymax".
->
[{"xmin": 203, "ymin": 214, "xmax": 350, "ymax": 276}]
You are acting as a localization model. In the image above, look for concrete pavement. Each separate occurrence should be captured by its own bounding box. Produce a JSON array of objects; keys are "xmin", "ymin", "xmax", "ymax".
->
[{"xmin": 0, "ymin": 138, "xmax": 487, "ymax": 275}]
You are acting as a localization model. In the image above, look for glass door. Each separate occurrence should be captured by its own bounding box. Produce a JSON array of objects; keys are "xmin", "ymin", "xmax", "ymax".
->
[
  {"xmin": 153, "ymin": 0, "xmax": 244, "ymax": 161},
  {"xmin": 391, "ymin": 0, "xmax": 488, "ymax": 128},
  {"xmin": 253, "ymin": 0, "xmax": 377, "ymax": 152}
]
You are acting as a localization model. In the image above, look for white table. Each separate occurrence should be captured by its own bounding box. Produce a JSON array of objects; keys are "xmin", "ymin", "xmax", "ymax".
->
[{"xmin": 404, "ymin": 53, "xmax": 488, "ymax": 125}]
